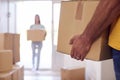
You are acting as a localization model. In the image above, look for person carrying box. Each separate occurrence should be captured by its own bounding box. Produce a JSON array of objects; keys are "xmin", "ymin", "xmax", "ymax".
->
[
  {"xmin": 69, "ymin": 0, "xmax": 120, "ymax": 80},
  {"xmin": 30, "ymin": 14, "xmax": 46, "ymax": 71}
]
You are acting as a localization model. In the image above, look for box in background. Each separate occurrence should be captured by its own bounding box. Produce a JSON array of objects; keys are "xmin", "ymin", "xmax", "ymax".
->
[
  {"xmin": 0, "ymin": 33, "xmax": 13, "ymax": 50},
  {"xmin": 0, "ymin": 72, "xmax": 12, "ymax": 80},
  {"xmin": 27, "ymin": 29, "xmax": 46, "ymax": 41},
  {"xmin": 12, "ymin": 69, "xmax": 18, "ymax": 80},
  {"xmin": 0, "ymin": 64, "xmax": 24, "ymax": 80},
  {"xmin": 61, "ymin": 67, "xmax": 85, "ymax": 80},
  {"xmin": 13, "ymin": 63, "xmax": 24, "ymax": 80},
  {"xmin": 57, "ymin": 1, "xmax": 112, "ymax": 61},
  {"xmin": 13, "ymin": 34, "xmax": 20, "ymax": 64},
  {"xmin": 0, "ymin": 50, "xmax": 13, "ymax": 72},
  {"xmin": 0, "ymin": 33, "xmax": 20, "ymax": 64}
]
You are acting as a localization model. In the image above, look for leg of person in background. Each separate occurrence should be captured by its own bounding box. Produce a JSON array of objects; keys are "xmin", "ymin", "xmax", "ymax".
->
[
  {"xmin": 112, "ymin": 48, "xmax": 120, "ymax": 80},
  {"xmin": 32, "ymin": 42, "xmax": 36, "ymax": 70},
  {"xmin": 36, "ymin": 42, "xmax": 42, "ymax": 70}
]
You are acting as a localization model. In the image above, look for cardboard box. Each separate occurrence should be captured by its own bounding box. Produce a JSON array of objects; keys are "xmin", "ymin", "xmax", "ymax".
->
[
  {"xmin": 13, "ymin": 34, "xmax": 20, "ymax": 64},
  {"xmin": 0, "ymin": 64, "xmax": 24, "ymax": 80},
  {"xmin": 0, "ymin": 72, "xmax": 12, "ymax": 80},
  {"xmin": 0, "ymin": 50, "xmax": 13, "ymax": 72},
  {"xmin": 12, "ymin": 69, "xmax": 18, "ymax": 80},
  {"xmin": 0, "ymin": 33, "xmax": 20, "ymax": 64},
  {"xmin": 61, "ymin": 67, "xmax": 85, "ymax": 80},
  {"xmin": 0, "ymin": 33, "xmax": 13, "ymax": 50},
  {"xmin": 57, "ymin": 1, "xmax": 112, "ymax": 61},
  {"xmin": 27, "ymin": 29, "xmax": 46, "ymax": 41},
  {"xmin": 13, "ymin": 63, "xmax": 24, "ymax": 80}
]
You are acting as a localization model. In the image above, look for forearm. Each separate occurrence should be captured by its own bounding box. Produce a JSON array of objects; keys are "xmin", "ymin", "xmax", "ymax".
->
[{"xmin": 82, "ymin": 0, "xmax": 120, "ymax": 44}]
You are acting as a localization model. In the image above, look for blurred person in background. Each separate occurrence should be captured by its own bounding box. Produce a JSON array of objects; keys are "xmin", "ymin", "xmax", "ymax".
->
[{"xmin": 30, "ymin": 14, "xmax": 45, "ymax": 71}]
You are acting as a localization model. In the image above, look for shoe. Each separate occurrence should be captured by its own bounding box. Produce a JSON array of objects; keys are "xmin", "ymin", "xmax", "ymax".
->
[{"xmin": 32, "ymin": 67, "xmax": 36, "ymax": 72}]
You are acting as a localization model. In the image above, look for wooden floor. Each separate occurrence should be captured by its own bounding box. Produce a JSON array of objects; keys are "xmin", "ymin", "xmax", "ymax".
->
[{"xmin": 24, "ymin": 69, "xmax": 61, "ymax": 80}]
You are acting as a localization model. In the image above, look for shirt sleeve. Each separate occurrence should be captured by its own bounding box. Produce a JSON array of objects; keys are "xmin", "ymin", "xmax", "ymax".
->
[
  {"xmin": 30, "ymin": 25, "xmax": 33, "ymax": 29},
  {"xmin": 41, "ymin": 25, "xmax": 45, "ymax": 30}
]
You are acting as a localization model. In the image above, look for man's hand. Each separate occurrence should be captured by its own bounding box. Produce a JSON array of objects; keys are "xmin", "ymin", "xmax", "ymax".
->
[
  {"xmin": 69, "ymin": 0, "xmax": 120, "ymax": 61},
  {"xmin": 69, "ymin": 35, "xmax": 92, "ymax": 61}
]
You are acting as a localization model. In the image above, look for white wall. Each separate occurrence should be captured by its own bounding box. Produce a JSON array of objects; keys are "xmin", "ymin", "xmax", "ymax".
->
[
  {"xmin": 52, "ymin": 46, "xmax": 64, "ymax": 71},
  {"xmin": 0, "ymin": 0, "xmax": 16, "ymax": 33},
  {"xmin": 0, "ymin": 0, "xmax": 9, "ymax": 32},
  {"xmin": 8, "ymin": 1, "xmax": 16, "ymax": 33}
]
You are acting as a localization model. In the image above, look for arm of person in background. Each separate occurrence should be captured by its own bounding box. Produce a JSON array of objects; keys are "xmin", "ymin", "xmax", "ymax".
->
[
  {"xmin": 41, "ymin": 25, "xmax": 47, "ymax": 39},
  {"xmin": 69, "ymin": 0, "xmax": 120, "ymax": 61},
  {"xmin": 45, "ymin": 31, "xmax": 47, "ymax": 38},
  {"xmin": 44, "ymin": 29, "xmax": 47, "ymax": 39},
  {"xmin": 30, "ymin": 25, "xmax": 33, "ymax": 29}
]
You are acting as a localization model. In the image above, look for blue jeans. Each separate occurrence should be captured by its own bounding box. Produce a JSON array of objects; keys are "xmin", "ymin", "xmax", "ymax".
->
[
  {"xmin": 32, "ymin": 42, "xmax": 42, "ymax": 70},
  {"xmin": 112, "ymin": 48, "xmax": 120, "ymax": 80}
]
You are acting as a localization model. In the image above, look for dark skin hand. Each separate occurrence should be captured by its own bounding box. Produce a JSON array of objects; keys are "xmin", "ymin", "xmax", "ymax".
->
[
  {"xmin": 70, "ymin": 0, "xmax": 120, "ymax": 61},
  {"xmin": 69, "ymin": 34, "xmax": 92, "ymax": 61}
]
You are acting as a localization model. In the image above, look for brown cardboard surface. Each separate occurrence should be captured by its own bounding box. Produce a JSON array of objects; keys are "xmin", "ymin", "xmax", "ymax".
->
[
  {"xmin": 0, "ymin": 33, "xmax": 20, "ymax": 64},
  {"xmin": 13, "ymin": 34, "xmax": 20, "ymax": 64},
  {"xmin": 61, "ymin": 68, "xmax": 85, "ymax": 80},
  {"xmin": 4, "ymin": 33, "xmax": 13, "ymax": 51},
  {"xmin": 0, "ymin": 50, "xmax": 13, "ymax": 72},
  {"xmin": 27, "ymin": 29, "xmax": 46, "ymax": 41},
  {"xmin": 13, "ymin": 63, "xmax": 24, "ymax": 80},
  {"xmin": 0, "ymin": 34, "xmax": 5, "ymax": 50},
  {"xmin": 18, "ymin": 65, "xmax": 24, "ymax": 80},
  {"xmin": 12, "ymin": 69, "xmax": 18, "ymax": 80},
  {"xmin": 57, "ymin": 1, "xmax": 112, "ymax": 61},
  {"xmin": 0, "ymin": 33, "xmax": 13, "ymax": 51},
  {"xmin": 0, "ymin": 64, "xmax": 24, "ymax": 80},
  {"xmin": 0, "ymin": 72, "xmax": 12, "ymax": 80}
]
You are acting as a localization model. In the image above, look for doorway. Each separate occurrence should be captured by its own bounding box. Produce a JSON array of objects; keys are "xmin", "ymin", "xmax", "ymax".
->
[{"xmin": 16, "ymin": 1, "xmax": 52, "ymax": 69}]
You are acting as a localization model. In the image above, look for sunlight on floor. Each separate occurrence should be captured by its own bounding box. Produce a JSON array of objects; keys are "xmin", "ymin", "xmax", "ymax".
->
[{"xmin": 24, "ymin": 70, "xmax": 61, "ymax": 80}]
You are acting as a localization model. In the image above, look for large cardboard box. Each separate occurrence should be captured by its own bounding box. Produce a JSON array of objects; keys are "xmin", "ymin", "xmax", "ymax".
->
[
  {"xmin": 57, "ymin": 1, "xmax": 112, "ymax": 61},
  {"xmin": 0, "ymin": 50, "xmax": 13, "ymax": 72},
  {"xmin": 61, "ymin": 67, "xmax": 85, "ymax": 80},
  {"xmin": 0, "ymin": 33, "xmax": 20, "ymax": 64},
  {"xmin": 27, "ymin": 29, "xmax": 46, "ymax": 41}
]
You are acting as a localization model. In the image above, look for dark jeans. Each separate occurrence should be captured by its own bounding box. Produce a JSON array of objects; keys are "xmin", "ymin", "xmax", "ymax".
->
[{"xmin": 112, "ymin": 48, "xmax": 120, "ymax": 80}]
